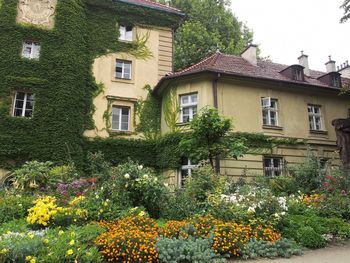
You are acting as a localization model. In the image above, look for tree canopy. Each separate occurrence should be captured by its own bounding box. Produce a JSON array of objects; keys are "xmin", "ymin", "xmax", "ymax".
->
[
  {"xmin": 153, "ymin": 0, "xmax": 253, "ymax": 70},
  {"xmin": 340, "ymin": 0, "xmax": 350, "ymax": 23}
]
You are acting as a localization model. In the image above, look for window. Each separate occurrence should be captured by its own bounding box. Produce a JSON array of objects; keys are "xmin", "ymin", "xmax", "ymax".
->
[
  {"xmin": 331, "ymin": 75, "xmax": 341, "ymax": 88},
  {"xmin": 292, "ymin": 67, "xmax": 303, "ymax": 81},
  {"xmin": 180, "ymin": 93, "xmax": 198, "ymax": 123},
  {"xmin": 119, "ymin": 25, "xmax": 133, "ymax": 41},
  {"xmin": 13, "ymin": 92, "xmax": 35, "ymax": 117},
  {"xmin": 115, "ymin": 60, "xmax": 132, "ymax": 80},
  {"xmin": 264, "ymin": 157, "xmax": 283, "ymax": 177},
  {"xmin": 22, "ymin": 41, "xmax": 41, "ymax": 60},
  {"xmin": 179, "ymin": 158, "xmax": 197, "ymax": 188},
  {"xmin": 261, "ymin": 97, "xmax": 278, "ymax": 126},
  {"xmin": 308, "ymin": 105, "xmax": 323, "ymax": 131},
  {"xmin": 112, "ymin": 106, "xmax": 130, "ymax": 131}
]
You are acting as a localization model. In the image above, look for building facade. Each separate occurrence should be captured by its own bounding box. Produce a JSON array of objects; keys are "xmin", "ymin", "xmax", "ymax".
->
[{"xmin": 155, "ymin": 45, "xmax": 350, "ymax": 184}]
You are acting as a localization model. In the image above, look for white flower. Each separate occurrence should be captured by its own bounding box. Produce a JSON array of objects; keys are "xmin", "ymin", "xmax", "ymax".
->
[
  {"xmin": 143, "ymin": 174, "xmax": 149, "ymax": 179},
  {"xmin": 247, "ymin": 206, "xmax": 255, "ymax": 213},
  {"xmin": 124, "ymin": 173, "xmax": 130, "ymax": 179},
  {"xmin": 164, "ymin": 183, "xmax": 169, "ymax": 187},
  {"xmin": 138, "ymin": 165, "xmax": 143, "ymax": 170},
  {"xmin": 281, "ymin": 211, "xmax": 286, "ymax": 216}
]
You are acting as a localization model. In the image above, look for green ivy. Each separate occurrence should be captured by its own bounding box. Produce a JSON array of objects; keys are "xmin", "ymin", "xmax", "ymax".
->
[{"xmin": 0, "ymin": 0, "xmax": 182, "ymax": 169}]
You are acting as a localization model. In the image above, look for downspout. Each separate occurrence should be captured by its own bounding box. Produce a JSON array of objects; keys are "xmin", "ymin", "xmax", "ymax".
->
[{"xmin": 213, "ymin": 73, "xmax": 220, "ymax": 174}]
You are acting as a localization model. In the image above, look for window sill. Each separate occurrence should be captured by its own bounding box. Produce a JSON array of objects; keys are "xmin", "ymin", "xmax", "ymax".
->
[
  {"xmin": 262, "ymin": 125, "xmax": 283, "ymax": 131},
  {"xmin": 109, "ymin": 130, "xmax": 134, "ymax": 136},
  {"xmin": 309, "ymin": 130, "xmax": 328, "ymax": 135},
  {"xmin": 176, "ymin": 122, "xmax": 190, "ymax": 127},
  {"xmin": 111, "ymin": 78, "xmax": 134, "ymax": 84}
]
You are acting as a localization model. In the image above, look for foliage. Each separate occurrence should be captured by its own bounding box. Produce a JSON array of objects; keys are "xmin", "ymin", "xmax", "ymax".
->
[
  {"xmin": 11, "ymin": 161, "xmax": 53, "ymax": 191},
  {"xmin": 0, "ymin": 0, "xmax": 181, "ymax": 169},
  {"xmin": 0, "ymin": 219, "xmax": 28, "ymax": 236},
  {"xmin": 340, "ymin": 0, "xmax": 350, "ymax": 23},
  {"xmin": 241, "ymin": 238, "xmax": 302, "ymax": 259},
  {"xmin": 160, "ymin": 0, "xmax": 253, "ymax": 70},
  {"xmin": 163, "ymin": 86, "xmax": 180, "ymax": 132},
  {"xmin": 112, "ymin": 159, "xmax": 167, "ymax": 218},
  {"xmin": 136, "ymin": 85, "xmax": 162, "ymax": 140},
  {"xmin": 180, "ymin": 107, "xmax": 247, "ymax": 170},
  {"xmin": 87, "ymin": 151, "xmax": 111, "ymax": 182},
  {"xmin": 95, "ymin": 216, "xmax": 159, "ymax": 262},
  {"xmin": 316, "ymin": 193, "xmax": 350, "ymax": 220},
  {"xmin": 56, "ymin": 177, "xmax": 97, "ymax": 199},
  {"xmin": 296, "ymin": 226, "xmax": 327, "ymax": 248},
  {"xmin": 288, "ymin": 155, "xmax": 326, "ymax": 193},
  {"xmin": 156, "ymin": 236, "xmax": 225, "ymax": 263},
  {"xmin": 0, "ymin": 194, "xmax": 34, "ymax": 224}
]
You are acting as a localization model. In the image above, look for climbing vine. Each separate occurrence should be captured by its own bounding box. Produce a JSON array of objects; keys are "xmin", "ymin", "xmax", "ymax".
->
[
  {"xmin": 163, "ymin": 85, "xmax": 180, "ymax": 132},
  {"xmin": 0, "ymin": 0, "xmax": 182, "ymax": 169}
]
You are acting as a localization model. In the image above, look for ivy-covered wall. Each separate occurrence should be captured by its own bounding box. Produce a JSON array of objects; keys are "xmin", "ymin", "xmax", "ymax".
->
[{"xmin": 0, "ymin": 0, "xmax": 182, "ymax": 169}]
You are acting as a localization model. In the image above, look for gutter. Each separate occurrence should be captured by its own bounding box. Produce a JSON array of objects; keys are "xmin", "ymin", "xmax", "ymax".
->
[{"xmin": 115, "ymin": 0, "xmax": 186, "ymax": 17}]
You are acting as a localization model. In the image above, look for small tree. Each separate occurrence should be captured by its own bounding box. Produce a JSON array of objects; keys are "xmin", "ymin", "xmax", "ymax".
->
[{"xmin": 179, "ymin": 107, "xmax": 247, "ymax": 172}]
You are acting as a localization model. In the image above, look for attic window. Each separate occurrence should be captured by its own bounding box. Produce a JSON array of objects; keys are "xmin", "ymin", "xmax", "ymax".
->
[
  {"xmin": 292, "ymin": 67, "xmax": 304, "ymax": 81},
  {"xmin": 331, "ymin": 74, "xmax": 341, "ymax": 88}
]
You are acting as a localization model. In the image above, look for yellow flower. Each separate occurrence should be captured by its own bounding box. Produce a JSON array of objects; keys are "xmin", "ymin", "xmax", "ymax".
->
[
  {"xmin": 28, "ymin": 233, "xmax": 34, "ymax": 239},
  {"xmin": 26, "ymin": 256, "xmax": 32, "ymax": 261},
  {"xmin": 43, "ymin": 239, "xmax": 49, "ymax": 244},
  {"xmin": 138, "ymin": 211, "xmax": 146, "ymax": 217},
  {"xmin": 66, "ymin": 249, "xmax": 74, "ymax": 256},
  {"xmin": 69, "ymin": 240, "xmax": 75, "ymax": 246},
  {"xmin": 58, "ymin": 230, "xmax": 64, "ymax": 236},
  {"xmin": 0, "ymin": 248, "xmax": 8, "ymax": 254},
  {"xmin": 30, "ymin": 259, "xmax": 36, "ymax": 263}
]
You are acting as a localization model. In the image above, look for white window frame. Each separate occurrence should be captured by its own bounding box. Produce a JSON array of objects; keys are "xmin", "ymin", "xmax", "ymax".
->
[
  {"xmin": 308, "ymin": 105, "xmax": 323, "ymax": 131},
  {"xmin": 180, "ymin": 93, "xmax": 198, "ymax": 123},
  {"xmin": 111, "ymin": 106, "xmax": 130, "ymax": 131},
  {"xmin": 179, "ymin": 158, "xmax": 197, "ymax": 188},
  {"xmin": 115, "ymin": 60, "xmax": 132, "ymax": 80},
  {"xmin": 21, "ymin": 41, "xmax": 41, "ymax": 60},
  {"xmin": 12, "ymin": 92, "xmax": 35, "ymax": 118},
  {"xmin": 262, "ymin": 98, "xmax": 279, "ymax": 126},
  {"xmin": 264, "ymin": 157, "xmax": 283, "ymax": 177},
  {"xmin": 118, "ymin": 25, "xmax": 133, "ymax": 42}
]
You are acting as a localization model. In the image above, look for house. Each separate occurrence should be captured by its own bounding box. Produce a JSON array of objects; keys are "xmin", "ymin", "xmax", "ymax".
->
[
  {"xmin": 0, "ymin": 0, "xmax": 183, "ymax": 177},
  {"xmin": 154, "ymin": 45, "xmax": 350, "ymax": 185}
]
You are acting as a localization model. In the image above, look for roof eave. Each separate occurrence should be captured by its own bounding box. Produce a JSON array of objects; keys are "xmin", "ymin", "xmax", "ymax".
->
[
  {"xmin": 154, "ymin": 69, "xmax": 346, "ymax": 95},
  {"xmin": 115, "ymin": 0, "xmax": 185, "ymax": 17}
]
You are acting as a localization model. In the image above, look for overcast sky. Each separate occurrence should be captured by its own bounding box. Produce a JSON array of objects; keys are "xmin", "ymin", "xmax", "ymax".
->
[{"xmin": 231, "ymin": 0, "xmax": 350, "ymax": 72}]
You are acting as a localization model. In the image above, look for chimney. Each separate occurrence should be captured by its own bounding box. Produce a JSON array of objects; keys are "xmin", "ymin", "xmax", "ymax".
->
[
  {"xmin": 298, "ymin": 51, "xmax": 310, "ymax": 76},
  {"xmin": 241, "ymin": 43, "xmax": 258, "ymax": 66},
  {"xmin": 338, "ymin": 60, "xmax": 350, "ymax": 78},
  {"xmin": 325, "ymin": 55, "xmax": 336, "ymax": 73}
]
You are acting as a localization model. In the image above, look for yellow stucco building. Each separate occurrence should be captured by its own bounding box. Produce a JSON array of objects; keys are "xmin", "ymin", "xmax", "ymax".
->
[{"xmin": 154, "ymin": 45, "xmax": 350, "ymax": 185}]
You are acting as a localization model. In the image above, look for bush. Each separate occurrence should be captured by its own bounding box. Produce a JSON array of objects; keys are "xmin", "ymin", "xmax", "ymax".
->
[
  {"xmin": 241, "ymin": 238, "xmax": 302, "ymax": 259},
  {"xmin": 156, "ymin": 236, "xmax": 225, "ymax": 263},
  {"xmin": 11, "ymin": 161, "xmax": 53, "ymax": 191},
  {"xmin": 316, "ymin": 193, "xmax": 350, "ymax": 220},
  {"xmin": 111, "ymin": 160, "xmax": 167, "ymax": 218},
  {"xmin": 87, "ymin": 151, "xmax": 111, "ymax": 182},
  {"xmin": 0, "ymin": 219, "xmax": 28, "ymax": 235},
  {"xmin": 296, "ymin": 226, "xmax": 327, "ymax": 248},
  {"xmin": 0, "ymin": 194, "xmax": 34, "ymax": 224}
]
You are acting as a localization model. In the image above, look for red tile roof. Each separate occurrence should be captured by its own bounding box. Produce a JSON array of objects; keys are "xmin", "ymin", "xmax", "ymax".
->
[
  {"xmin": 156, "ymin": 52, "xmax": 349, "ymax": 92},
  {"xmin": 117, "ymin": 0, "xmax": 184, "ymax": 15}
]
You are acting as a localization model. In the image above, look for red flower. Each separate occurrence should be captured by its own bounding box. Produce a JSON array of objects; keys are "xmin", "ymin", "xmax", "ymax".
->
[
  {"xmin": 323, "ymin": 182, "xmax": 330, "ymax": 188},
  {"xmin": 89, "ymin": 177, "xmax": 97, "ymax": 184}
]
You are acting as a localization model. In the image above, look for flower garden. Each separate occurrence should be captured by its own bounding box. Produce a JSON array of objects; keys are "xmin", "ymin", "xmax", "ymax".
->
[{"xmin": 0, "ymin": 152, "xmax": 350, "ymax": 263}]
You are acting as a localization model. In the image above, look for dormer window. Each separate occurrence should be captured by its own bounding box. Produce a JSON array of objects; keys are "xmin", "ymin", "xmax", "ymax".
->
[
  {"xmin": 331, "ymin": 74, "xmax": 341, "ymax": 88},
  {"xmin": 292, "ymin": 67, "xmax": 304, "ymax": 81},
  {"xmin": 280, "ymin": 65, "xmax": 305, "ymax": 82},
  {"xmin": 317, "ymin": 72, "xmax": 342, "ymax": 88}
]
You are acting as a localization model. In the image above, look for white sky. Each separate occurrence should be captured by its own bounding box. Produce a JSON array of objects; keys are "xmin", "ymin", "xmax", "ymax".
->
[{"xmin": 231, "ymin": 0, "xmax": 350, "ymax": 72}]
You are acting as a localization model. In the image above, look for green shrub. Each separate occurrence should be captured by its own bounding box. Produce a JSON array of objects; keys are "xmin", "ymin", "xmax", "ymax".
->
[
  {"xmin": 108, "ymin": 159, "xmax": 167, "ymax": 218},
  {"xmin": 11, "ymin": 161, "xmax": 53, "ymax": 191},
  {"xmin": 87, "ymin": 151, "xmax": 111, "ymax": 182},
  {"xmin": 49, "ymin": 164, "xmax": 78, "ymax": 184},
  {"xmin": 268, "ymin": 176, "xmax": 298, "ymax": 196},
  {"xmin": 0, "ymin": 219, "xmax": 28, "ymax": 235},
  {"xmin": 0, "ymin": 194, "xmax": 34, "ymax": 224},
  {"xmin": 156, "ymin": 236, "xmax": 226, "ymax": 263},
  {"xmin": 296, "ymin": 226, "xmax": 327, "ymax": 248},
  {"xmin": 316, "ymin": 194, "xmax": 350, "ymax": 220},
  {"xmin": 241, "ymin": 238, "xmax": 302, "ymax": 259}
]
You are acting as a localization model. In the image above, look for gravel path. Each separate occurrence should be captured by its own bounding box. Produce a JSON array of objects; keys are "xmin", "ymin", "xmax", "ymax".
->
[{"xmin": 231, "ymin": 242, "xmax": 350, "ymax": 263}]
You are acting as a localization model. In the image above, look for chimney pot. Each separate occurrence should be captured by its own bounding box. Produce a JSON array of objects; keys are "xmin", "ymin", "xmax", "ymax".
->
[
  {"xmin": 338, "ymin": 59, "xmax": 350, "ymax": 78},
  {"xmin": 241, "ymin": 43, "xmax": 258, "ymax": 66},
  {"xmin": 298, "ymin": 51, "xmax": 310, "ymax": 76}
]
